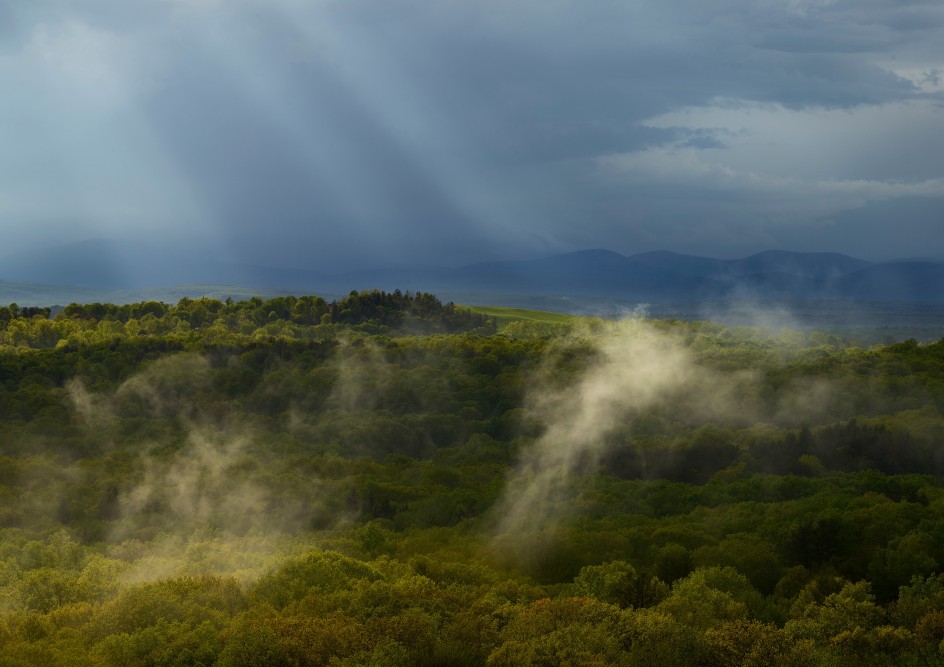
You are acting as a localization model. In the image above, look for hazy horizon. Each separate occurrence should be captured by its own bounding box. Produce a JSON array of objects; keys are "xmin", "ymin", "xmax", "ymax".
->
[{"xmin": 3, "ymin": 236, "xmax": 943, "ymax": 275}]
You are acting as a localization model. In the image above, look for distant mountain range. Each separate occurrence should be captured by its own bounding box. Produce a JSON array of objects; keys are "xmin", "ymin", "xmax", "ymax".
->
[{"xmin": 1, "ymin": 239, "xmax": 943, "ymax": 305}]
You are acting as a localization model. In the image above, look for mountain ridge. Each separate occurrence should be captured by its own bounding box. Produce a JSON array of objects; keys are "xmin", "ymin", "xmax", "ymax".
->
[{"xmin": 2, "ymin": 240, "xmax": 943, "ymax": 304}]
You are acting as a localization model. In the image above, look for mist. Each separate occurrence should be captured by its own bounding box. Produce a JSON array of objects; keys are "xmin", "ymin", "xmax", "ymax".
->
[
  {"xmin": 488, "ymin": 312, "xmax": 871, "ymax": 555},
  {"xmin": 492, "ymin": 319, "xmax": 700, "ymax": 537}
]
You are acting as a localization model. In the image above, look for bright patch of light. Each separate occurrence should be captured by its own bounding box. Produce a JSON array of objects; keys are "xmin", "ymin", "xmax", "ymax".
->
[
  {"xmin": 595, "ymin": 98, "xmax": 944, "ymax": 226},
  {"xmin": 0, "ymin": 17, "xmax": 209, "ymax": 250},
  {"xmin": 636, "ymin": 98, "xmax": 944, "ymax": 182},
  {"xmin": 883, "ymin": 65, "xmax": 944, "ymax": 93}
]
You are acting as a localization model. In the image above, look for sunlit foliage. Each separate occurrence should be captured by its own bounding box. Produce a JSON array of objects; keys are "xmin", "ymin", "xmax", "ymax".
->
[{"xmin": 0, "ymin": 294, "xmax": 943, "ymax": 663}]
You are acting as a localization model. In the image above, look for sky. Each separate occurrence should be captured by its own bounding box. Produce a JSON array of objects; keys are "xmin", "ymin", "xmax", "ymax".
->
[{"xmin": 1, "ymin": 0, "xmax": 942, "ymax": 272}]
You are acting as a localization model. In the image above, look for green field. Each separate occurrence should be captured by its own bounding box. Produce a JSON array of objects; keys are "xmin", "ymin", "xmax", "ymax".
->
[{"xmin": 465, "ymin": 304, "xmax": 576, "ymax": 327}]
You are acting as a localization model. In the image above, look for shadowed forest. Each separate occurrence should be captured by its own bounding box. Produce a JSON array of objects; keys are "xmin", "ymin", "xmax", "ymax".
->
[{"xmin": 2, "ymin": 291, "xmax": 944, "ymax": 665}]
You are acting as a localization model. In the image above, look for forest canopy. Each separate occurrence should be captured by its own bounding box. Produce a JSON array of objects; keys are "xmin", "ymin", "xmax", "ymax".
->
[{"xmin": 1, "ymin": 291, "xmax": 944, "ymax": 665}]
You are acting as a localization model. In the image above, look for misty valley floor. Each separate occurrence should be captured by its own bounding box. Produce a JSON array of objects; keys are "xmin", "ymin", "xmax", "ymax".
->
[{"xmin": 1, "ymin": 291, "xmax": 944, "ymax": 665}]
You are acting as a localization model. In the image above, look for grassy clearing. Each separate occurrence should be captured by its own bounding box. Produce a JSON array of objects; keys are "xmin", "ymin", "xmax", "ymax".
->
[{"xmin": 464, "ymin": 305, "xmax": 576, "ymax": 328}]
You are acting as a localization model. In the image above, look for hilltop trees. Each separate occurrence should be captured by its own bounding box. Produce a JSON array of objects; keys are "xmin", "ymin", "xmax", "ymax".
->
[{"xmin": 0, "ymin": 295, "xmax": 942, "ymax": 662}]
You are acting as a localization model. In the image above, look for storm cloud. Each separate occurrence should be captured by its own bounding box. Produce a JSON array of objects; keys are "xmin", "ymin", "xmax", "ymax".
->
[{"xmin": 1, "ymin": 0, "xmax": 942, "ymax": 271}]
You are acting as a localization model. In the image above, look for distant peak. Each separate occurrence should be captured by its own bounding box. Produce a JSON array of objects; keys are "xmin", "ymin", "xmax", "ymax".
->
[
  {"xmin": 526, "ymin": 249, "xmax": 633, "ymax": 267},
  {"xmin": 742, "ymin": 249, "xmax": 863, "ymax": 261},
  {"xmin": 631, "ymin": 250, "xmax": 701, "ymax": 260},
  {"xmin": 555, "ymin": 248, "xmax": 628, "ymax": 259}
]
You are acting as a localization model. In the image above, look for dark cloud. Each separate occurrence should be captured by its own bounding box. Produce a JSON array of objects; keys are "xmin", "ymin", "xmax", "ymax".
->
[
  {"xmin": 804, "ymin": 197, "xmax": 944, "ymax": 260},
  {"xmin": 0, "ymin": 0, "xmax": 942, "ymax": 270}
]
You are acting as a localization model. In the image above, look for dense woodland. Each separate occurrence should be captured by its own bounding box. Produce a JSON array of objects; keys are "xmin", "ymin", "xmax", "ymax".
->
[{"xmin": 1, "ymin": 290, "xmax": 944, "ymax": 664}]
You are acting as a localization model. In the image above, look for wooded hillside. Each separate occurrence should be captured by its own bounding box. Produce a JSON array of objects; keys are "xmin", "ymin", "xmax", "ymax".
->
[{"xmin": 1, "ymin": 292, "xmax": 943, "ymax": 665}]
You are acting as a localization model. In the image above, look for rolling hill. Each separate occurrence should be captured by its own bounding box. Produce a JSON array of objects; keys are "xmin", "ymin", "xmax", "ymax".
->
[{"xmin": 1, "ymin": 240, "xmax": 943, "ymax": 305}]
